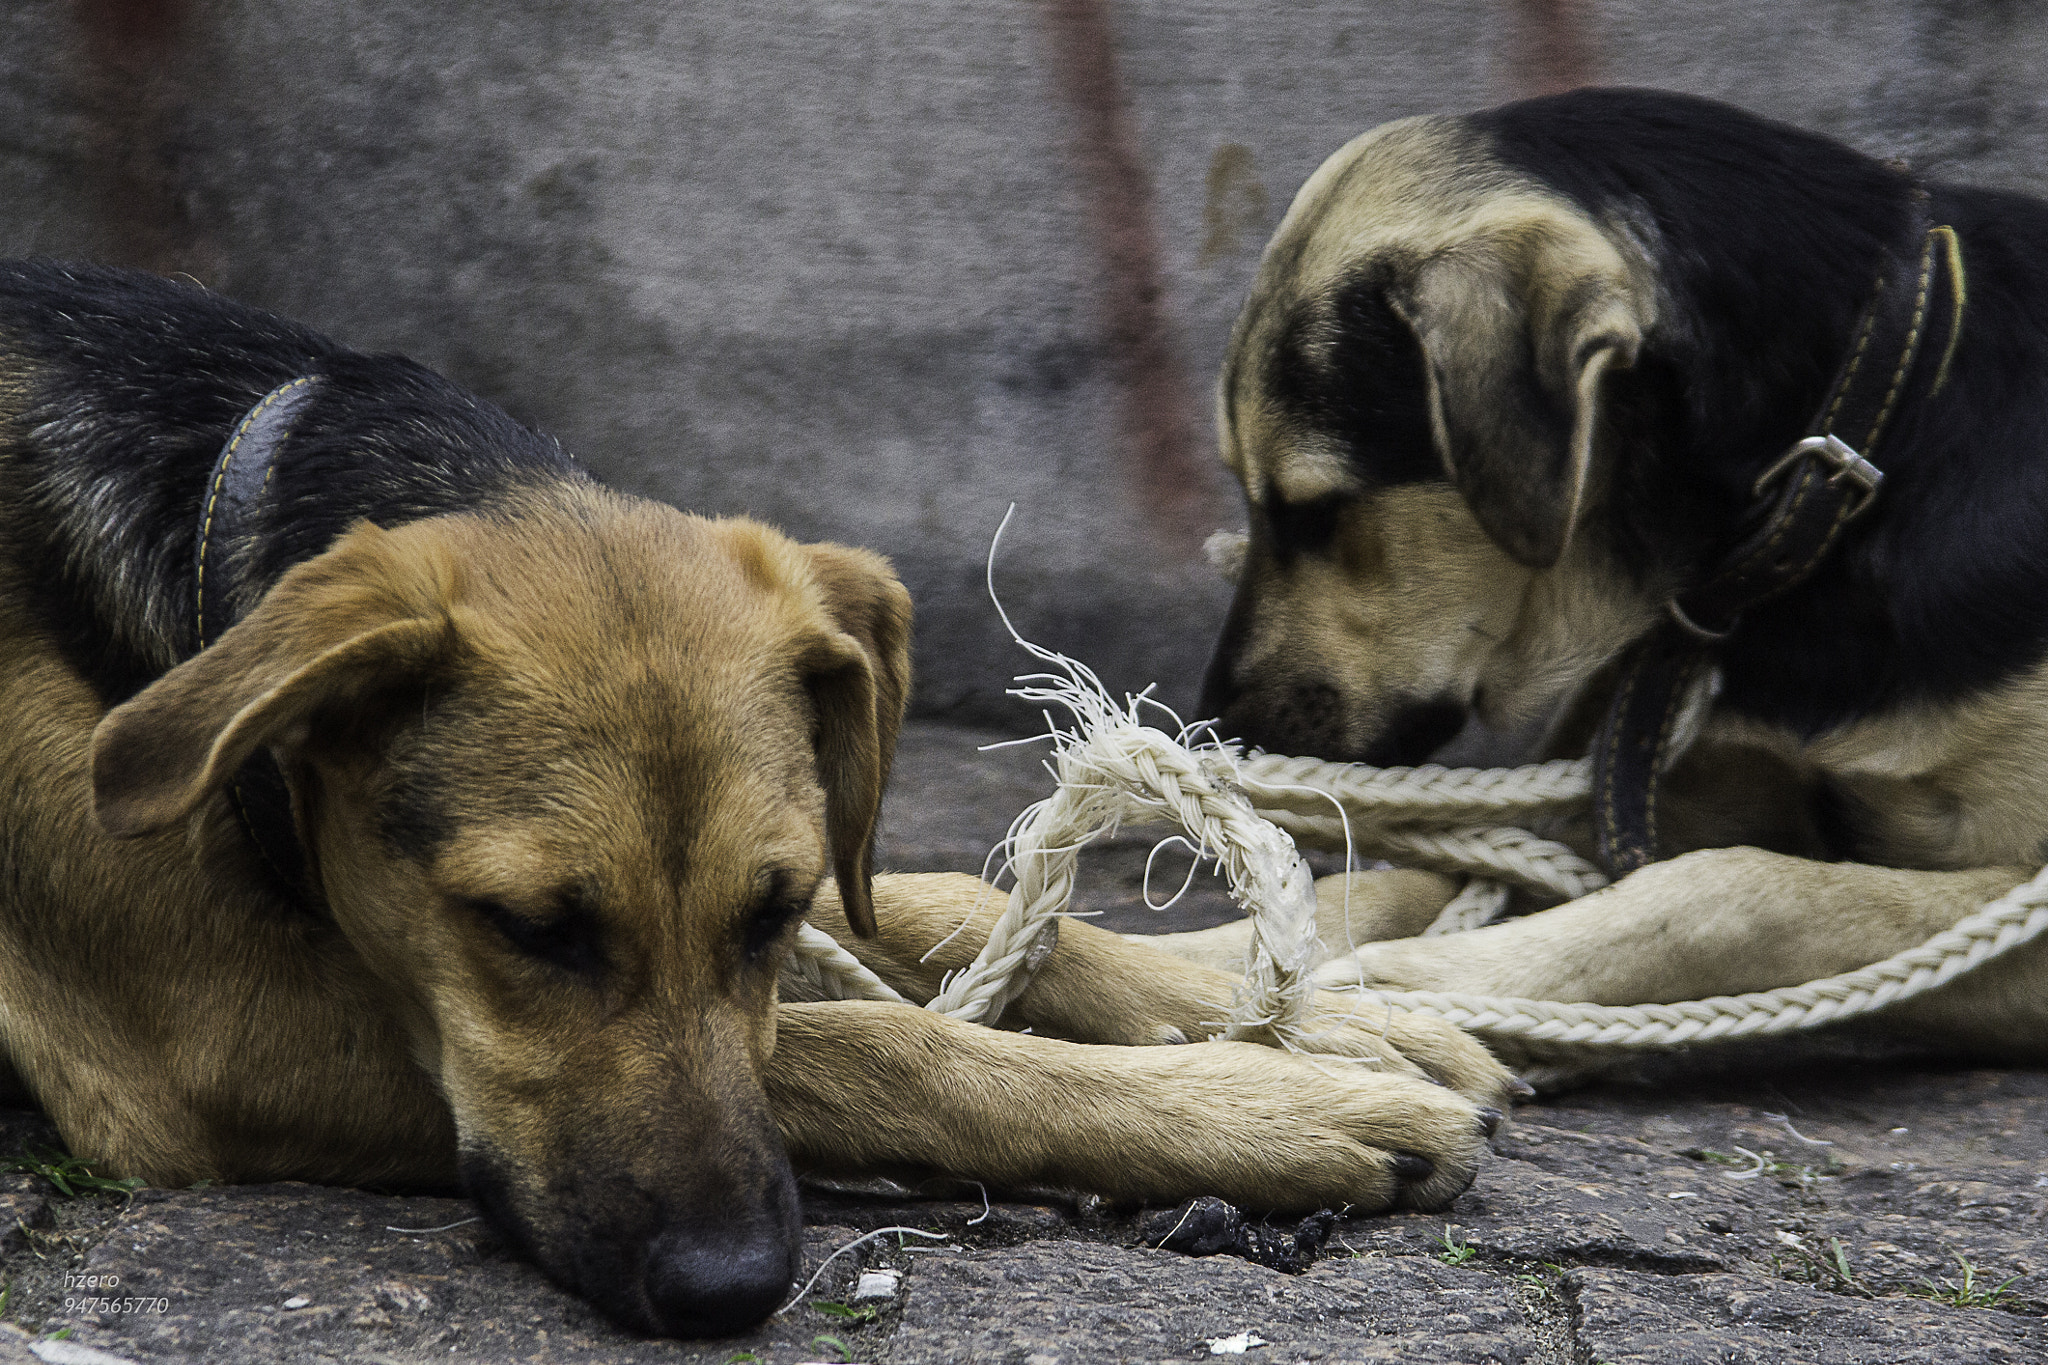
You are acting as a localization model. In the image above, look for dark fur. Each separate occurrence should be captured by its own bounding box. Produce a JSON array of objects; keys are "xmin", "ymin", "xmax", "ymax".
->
[
  {"xmin": 1206, "ymin": 89, "xmax": 2048, "ymax": 769},
  {"xmin": 0, "ymin": 261, "xmax": 585, "ymax": 707},
  {"xmin": 1474, "ymin": 91, "xmax": 2048, "ymax": 737}
]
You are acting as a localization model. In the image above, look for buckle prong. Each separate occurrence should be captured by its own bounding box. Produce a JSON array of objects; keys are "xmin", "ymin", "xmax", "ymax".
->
[{"xmin": 1751, "ymin": 434, "xmax": 1884, "ymax": 516}]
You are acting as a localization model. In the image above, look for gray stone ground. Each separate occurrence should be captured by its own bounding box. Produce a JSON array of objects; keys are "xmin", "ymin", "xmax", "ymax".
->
[{"xmin": 1, "ymin": 720, "xmax": 2044, "ymax": 1364}]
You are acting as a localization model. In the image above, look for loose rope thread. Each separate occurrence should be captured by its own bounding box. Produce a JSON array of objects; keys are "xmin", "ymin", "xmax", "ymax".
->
[{"xmin": 922, "ymin": 628, "xmax": 1324, "ymax": 1047}]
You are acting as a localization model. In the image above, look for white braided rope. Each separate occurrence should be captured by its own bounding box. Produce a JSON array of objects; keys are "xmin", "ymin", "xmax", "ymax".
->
[
  {"xmin": 1422, "ymin": 878, "xmax": 1510, "ymax": 936},
  {"xmin": 923, "ymin": 658, "xmax": 1323, "ymax": 1046},
  {"xmin": 791, "ymin": 512, "xmax": 1323, "ymax": 1046},
  {"xmin": 1240, "ymin": 756, "xmax": 1591, "ymax": 828},
  {"xmin": 793, "ymin": 707, "xmax": 2048, "ymax": 1055},
  {"xmin": 1314, "ymin": 864, "xmax": 2048, "ymax": 1047},
  {"xmin": 788, "ymin": 923, "xmax": 906, "ymax": 1004},
  {"xmin": 1264, "ymin": 812, "xmax": 1607, "ymax": 901}
]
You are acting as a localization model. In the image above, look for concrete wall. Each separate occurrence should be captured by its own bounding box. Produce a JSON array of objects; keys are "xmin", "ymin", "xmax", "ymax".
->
[{"xmin": 5, "ymin": 0, "xmax": 2046, "ymax": 724}]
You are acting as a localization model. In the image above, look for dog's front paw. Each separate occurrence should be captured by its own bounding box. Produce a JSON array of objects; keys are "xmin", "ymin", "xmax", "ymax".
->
[
  {"xmin": 1141, "ymin": 1042, "xmax": 1496, "ymax": 1213},
  {"xmin": 1296, "ymin": 991, "xmax": 1520, "ymax": 1111}
]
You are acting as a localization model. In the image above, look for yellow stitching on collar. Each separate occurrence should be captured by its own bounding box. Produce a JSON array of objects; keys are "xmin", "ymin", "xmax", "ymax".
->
[
  {"xmin": 1928, "ymin": 225, "xmax": 1967, "ymax": 397},
  {"xmin": 1863, "ymin": 232, "xmax": 1937, "ymax": 457},
  {"xmin": 1822, "ymin": 294, "xmax": 1882, "ymax": 433},
  {"xmin": 195, "ymin": 377, "xmax": 314, "ymax": 648}
]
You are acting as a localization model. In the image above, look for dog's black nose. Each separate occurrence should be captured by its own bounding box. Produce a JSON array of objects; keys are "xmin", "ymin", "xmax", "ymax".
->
[{"xmin": 642, "ymin": 1223, "xmax": 801, "ymax": 1339}]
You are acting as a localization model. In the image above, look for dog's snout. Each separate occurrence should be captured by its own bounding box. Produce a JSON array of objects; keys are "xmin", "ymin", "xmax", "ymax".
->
[
  {"xmin": 1199, "ymin": 600, "xmax": 1253, "ymax": 728},
  {"xmin": 638, "ymin": 1155, "xmax": 802, "ymax": 1338},
  {"xmin": 643, "ymin": 1213, "xmax": 802, "ymax": 1339},
  {"xmin": 1231, "ymin": 680, "xmax": 1346, "ymax": 755},
  {"xmin": 1357, "ymin": 698, "xmax": 1467, "ymax": 768},
  {"xmin": 462, "ymin": 1121, "xmax": 804, "ymax": 1339},
  {"xmin": 1198, "ymin": 649, "xmax": 1245, "ymax": 733}
]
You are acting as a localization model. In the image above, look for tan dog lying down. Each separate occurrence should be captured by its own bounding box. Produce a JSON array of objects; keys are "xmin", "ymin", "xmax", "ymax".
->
[{"xmin": 0, "ymin": 261, "xmax": 1511, "ymax": 1341}]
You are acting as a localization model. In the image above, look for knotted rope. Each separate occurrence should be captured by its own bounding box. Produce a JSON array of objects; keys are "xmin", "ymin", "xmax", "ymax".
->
[
  {"xmin": 1311, "ymin": 863, "xmax": 2048, "ymax": 1046},
  {"xmin": 787, "ymin": 515, "xmax": 2048, "ymax": 1061},
  {"xmin": 791, "ymin": 601, "xmax": 1330, "ymax": 1050},
  {"xmin": 792, "ymin": 698, "xmax": 2048, "ymax": 1062}
]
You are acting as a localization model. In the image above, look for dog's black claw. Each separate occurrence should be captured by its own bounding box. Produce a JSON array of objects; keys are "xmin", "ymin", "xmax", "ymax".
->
[
  {"xmin": 1476, "ymin": 1106, "xmax": 1505, "ymax": 1138},
  {"xmin": 1391, "ymin": 1152, "xmax": 1434, "ymax": 1183}
]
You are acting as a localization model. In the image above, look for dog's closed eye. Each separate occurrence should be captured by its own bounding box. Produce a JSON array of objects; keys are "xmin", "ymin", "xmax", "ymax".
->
[
  {"xmin": 463, "ymin": 893, "xmax": 608, "ymax": 976},
  {"xmin": 742, "ymin": 873, "xmax": 812, "ymax": 961},
  {"xmin": 1264, "ymin": 491, "xmax": 1347, "ymax": 556}
]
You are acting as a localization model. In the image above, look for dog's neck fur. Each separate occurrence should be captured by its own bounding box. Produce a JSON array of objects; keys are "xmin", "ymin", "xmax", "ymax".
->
[
  {"xmin": 1480, "ymin": 93, "xmax": 2048, "ymax": 738},
  {"xmin": 0, "ymin": 263, "xmax": 589, "ymax": 711}
]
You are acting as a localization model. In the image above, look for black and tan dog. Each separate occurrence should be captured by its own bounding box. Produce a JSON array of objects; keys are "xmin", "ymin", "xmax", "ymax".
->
[
  {"xmin": 1190, "ymin": 89, "xmax": 2048, "ymax": 1058},
  {"xmin": 0, "ymin": 261, "xmax": 1512, "ymax": 1338}
]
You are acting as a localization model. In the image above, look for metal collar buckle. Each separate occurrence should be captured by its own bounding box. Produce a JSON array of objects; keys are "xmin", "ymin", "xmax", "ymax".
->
[
  {"xmin": 1751, "ymin": 434, "xmax": 1885, "ymax": 517},
  {"xmin": 1665, "ymin": 598, "xmax": 1735, "ymax": 643}
]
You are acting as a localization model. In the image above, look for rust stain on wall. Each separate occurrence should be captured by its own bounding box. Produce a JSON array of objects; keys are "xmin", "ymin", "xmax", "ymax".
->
[
  {"xmin": 1199, "ymin": 142, "xmax": 1268, "ymax": 268},
  {"xmin": 1504, "ymin": 0, "xmax": 1600, "ymax": 97},
  {"xmin": 1039, "ymin": 0, "xmax": 1228, "ymax": 552},
  {"xmin": 69, "ymin": 0, "xmax": 213, "ymax": 276}
]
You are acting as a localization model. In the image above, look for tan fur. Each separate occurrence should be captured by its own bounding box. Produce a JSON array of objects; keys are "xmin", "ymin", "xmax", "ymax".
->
[
  {"xmin": 1136, "ymin": 869, "xmax": 1461, "ymax": 977},
  {"xmin": 1210, "ymin": 122, "xmax": 1667, "ymax": 753},
  {"xmin": 5, "ymin": 478, "xmax": 1514, "ymax": 1329},
  {"xmin": 1193, "ymin": 117, "xmax": 2048, "ymax": 1067},
  {"xmin": 1220, "ymin": 483, "xmax": 1655, "ymax": 746}
]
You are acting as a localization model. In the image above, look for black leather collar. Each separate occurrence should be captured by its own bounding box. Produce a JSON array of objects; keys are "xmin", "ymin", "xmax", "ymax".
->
[
  {"xmin": 191, "ymin": 376, "xmax": 324, "ymax": 899},
  {"xmin": 1590, "ymin": 204, "xmax": 1969, "ymax": 877}
]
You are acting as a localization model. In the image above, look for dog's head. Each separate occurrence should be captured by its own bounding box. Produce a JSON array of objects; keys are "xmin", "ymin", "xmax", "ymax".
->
[
  {"xmin": 90, "ymin": 486, "xmax": 910, "ymax": 1337},
  {"xmin": 1199, "ymin": 112, "xmax": 1672, "ymax": 762}
]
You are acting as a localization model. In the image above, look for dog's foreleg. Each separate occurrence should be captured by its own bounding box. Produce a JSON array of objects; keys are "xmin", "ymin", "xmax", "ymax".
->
[
  {"xmin": 1134, "ymin": 868, "xmax": 1461, "ymax": 972},
  {"xmin": 1339, "ymin": 848, "xmax": 2048, "ymax": 1054},
  {"xmin": 805, "ymin": 873, "xmax": 1516, "ymax": 1106},
  {"xmin": 766, "ymin": 999, "xmax": 1497, "ymax": 1212}
]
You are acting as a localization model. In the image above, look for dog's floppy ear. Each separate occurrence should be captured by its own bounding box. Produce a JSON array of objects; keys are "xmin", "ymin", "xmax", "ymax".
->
[
  {"xmin": 1391, "ymin": 237, "xmax": 1643, "ymax": 567},
  {"xmin": 800, "ymin": 543, "xmax": 913, "ymax": 939},
  {"xmin": 93, "ymin": 522, "xmax": 456, "ymax": 838}
]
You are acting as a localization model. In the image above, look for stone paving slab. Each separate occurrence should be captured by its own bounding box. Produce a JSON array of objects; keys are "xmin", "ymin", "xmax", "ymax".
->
[
  {"xmin": 882, "ymin": 1242, "xmax": 1544, "ymax": 1364},
  {"xmin": 0, "ymin": 721, "xmax": 2040, "ymax": 1362},
  {"xmin": 1571, "ymin": 1268, "xmax": 2048, "ymax": 1364}
]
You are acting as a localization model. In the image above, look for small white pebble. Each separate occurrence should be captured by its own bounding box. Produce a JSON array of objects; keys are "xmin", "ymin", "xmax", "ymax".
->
[
  {"xmin": 1205, "ymin": 1332, "xmax": 1268, "ymax": 1355},
  {"xmin": 851, "ymin": 1269, "xmax": 901, "ymax": 1302},
  {"xmin": 1666, "ymin": 1191, "xmax": 1699, "ymax": 1199},
  {"xmin": 282, "ymin": 1296, "xmax": 309, "ymax": 1310},
  {"xmin": 1889, "ymin": 1126, "xmax": 1909, "ymax": 1134}
]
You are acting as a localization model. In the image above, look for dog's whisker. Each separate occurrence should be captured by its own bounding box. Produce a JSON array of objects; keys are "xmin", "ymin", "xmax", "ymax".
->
[
  {"xmin": 1719, "ymin": 1146, "xmax": 1769, "ymax": 1180},
  {"xmin": 1762, "ymin": 1112, "xmax": 1834, "ymax": 1147},
  {"xmin": 384, "ymin": 1216, "xmax": 481, "ymax": 1235},
  {"xmin": 776, "ymin": 1225, "xmax": 950, "ymax": 1315}
]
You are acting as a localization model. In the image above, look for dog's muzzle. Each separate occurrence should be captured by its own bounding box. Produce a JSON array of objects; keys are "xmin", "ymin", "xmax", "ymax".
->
[{"xmin": 461, "ymin": 1143, "xmax": 803, "ymax": 1338}]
